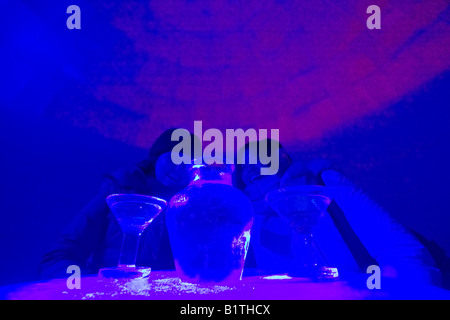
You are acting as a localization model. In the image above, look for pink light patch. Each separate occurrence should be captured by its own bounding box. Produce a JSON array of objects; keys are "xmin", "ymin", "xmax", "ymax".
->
[{"xmin": 48, "ymin": 1, "xmax": 450, "ymax": 151}]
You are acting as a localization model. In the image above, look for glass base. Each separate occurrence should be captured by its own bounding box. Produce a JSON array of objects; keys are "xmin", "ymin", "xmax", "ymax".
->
[
  {"xmin": 98, "ymin": 266, "xmax": 152, "ymax": 279},
  {"xmin": 288, "ymin": 266, "xmax": 339, "ymax": 280}
]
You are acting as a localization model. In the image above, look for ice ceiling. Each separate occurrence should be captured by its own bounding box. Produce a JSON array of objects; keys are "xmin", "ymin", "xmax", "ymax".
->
[{"xmin": 13, "ymin": 0, "xmax": 450, "ymax": 152}]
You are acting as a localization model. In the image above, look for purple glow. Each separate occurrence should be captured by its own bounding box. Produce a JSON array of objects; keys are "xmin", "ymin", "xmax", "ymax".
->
[
  {"xmin": 45, "ymin": 1, "xmax": 450, "ymax": 153},
  {"xmin": 2, "ymin": 0, "xmax": 450, "ymax": 299},
  {"xmin": 4, "ymin": 270, "xmax": 450, "ymax": 300}
]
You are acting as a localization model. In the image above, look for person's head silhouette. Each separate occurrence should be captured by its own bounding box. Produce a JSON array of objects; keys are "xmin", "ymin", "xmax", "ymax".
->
[
  {"xmin": 234, "ymin": 139, "xmax": 292, "ymax": 201},
  {"xmin": 137, "ymin": 128, "xmax": 199, "ymax": 189}
]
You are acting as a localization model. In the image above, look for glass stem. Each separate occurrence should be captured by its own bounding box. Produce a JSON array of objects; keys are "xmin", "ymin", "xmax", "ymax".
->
[
  {"xmin": 118, "ymin": 232, "xmax": 141, "ymax": 267},
  {"xmin": 291, "ymin": 232, "xmax": 317, "ymax": 268}
]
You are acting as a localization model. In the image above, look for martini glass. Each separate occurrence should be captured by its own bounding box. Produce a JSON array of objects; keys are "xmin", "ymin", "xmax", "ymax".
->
[
  {"xmin": 98, "ymin": 194, "xmax": 167, "ymax": 279},
  {"xmin": 266, "ymin": 185, "xmax": 338, "ymax": 280}
]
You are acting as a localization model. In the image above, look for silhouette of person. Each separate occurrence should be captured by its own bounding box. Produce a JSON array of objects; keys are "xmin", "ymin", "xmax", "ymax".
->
[
  {"xmin": 235, "ymin": 140, "xmax": 438, "ymax": 286},
  {"xmin": 39, "ymin": 129, "xmax": 197, "ymax": 279}
]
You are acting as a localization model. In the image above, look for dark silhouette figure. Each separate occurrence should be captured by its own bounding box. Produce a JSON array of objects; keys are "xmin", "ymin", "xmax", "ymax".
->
[{"xmin": 39, "ymin": 129, "xmax": 195, "ymax": 279}]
